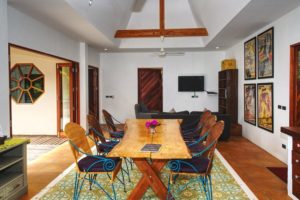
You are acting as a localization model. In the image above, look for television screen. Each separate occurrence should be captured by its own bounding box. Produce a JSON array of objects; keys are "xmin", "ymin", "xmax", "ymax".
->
[{"xmin": 178, "ymin": 76, "xmax": 204, "ymax": 92}]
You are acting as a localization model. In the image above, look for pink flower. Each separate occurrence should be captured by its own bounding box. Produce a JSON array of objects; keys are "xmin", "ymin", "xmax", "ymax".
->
[
  {"xmin": 145, "ymin": 120, "xmax": 159, "ymax": 128},
  {"xmin": 145, "ymin": 121, "xmax": 151, "ymax": 128}
]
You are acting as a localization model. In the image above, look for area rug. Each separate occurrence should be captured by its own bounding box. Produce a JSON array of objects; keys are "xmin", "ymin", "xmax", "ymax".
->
[
  {"xmin": 33, "ymin": 150, "xmax": 257, "ymax": 200},
  {"xmin": 27, "ymin": 145, "xmax": 59, "ymax": 162},
  {"xmin": 267, "ymin": 167, "xmax": 287, "ymax": 183}
]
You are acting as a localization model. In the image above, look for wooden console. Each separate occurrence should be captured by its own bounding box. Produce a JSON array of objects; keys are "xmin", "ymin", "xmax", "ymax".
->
[
  {"xmin": 281, "ymin": 127, "xmax": 300, "ymax": 199},
  {"xmin": 0, "ymin": 138, "xmax": 29, "ymax": 200}
]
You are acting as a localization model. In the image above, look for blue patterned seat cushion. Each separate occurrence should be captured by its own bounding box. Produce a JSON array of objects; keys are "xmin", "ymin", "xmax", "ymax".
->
[
  {"xmin": 98, "ymin": 141, "xmax": 119, "ymax": 152},
  {"xmin": 78, "ymin": 156, "xmax": 120, "ymax": 172},
  {"xmin": 169, "ymin": 156, "xmax": 210, "ymax": 173}
]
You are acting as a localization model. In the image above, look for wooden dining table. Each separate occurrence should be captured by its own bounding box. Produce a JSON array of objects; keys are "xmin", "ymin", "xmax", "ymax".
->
[{"xmin": 107, "ymin": 119, "xmax": 192, "ymax": 200}]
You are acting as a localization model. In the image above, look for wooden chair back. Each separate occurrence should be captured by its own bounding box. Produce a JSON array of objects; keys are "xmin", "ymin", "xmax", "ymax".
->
[
  {"xmin": 65, "ymin": 122, "xmax": 92, "ymax": 164},
  {"xmin": 204, "ymin": 120, "xmax": 224, "ymax": 174},
  {"xmin": 102, "ymin": 109, "xmax": 117, "ymax": 132},
  {"xmin": 199, "ymin": 110, "xmax": 212, "ymax": 126},
  {"xmin": 87, "ymin": 114, "xmax": 106, "ymax": 144},
  {"xmin": 198, "ymin": 114, "xmax": 217, "ymax": 138}
]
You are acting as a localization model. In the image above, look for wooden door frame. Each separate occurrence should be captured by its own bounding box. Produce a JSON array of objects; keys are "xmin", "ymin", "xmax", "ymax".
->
[
  {"xmin": 56, "ymin": 63, "xmax": 73, "ymax": 135},
  {"xmin": 88, "ymin": 66, "xmax": 100, "ymax": 120},
  {"xmin": 137, "ymin": 68, "xmax": 163, "ymax": 111},
  {"xmin": 290, "ymin": 42, "xmax": 300, "ymax": 126},
  {"xmin": 8, "ymin": 43, "xmax": 80, "ymax": 137}
]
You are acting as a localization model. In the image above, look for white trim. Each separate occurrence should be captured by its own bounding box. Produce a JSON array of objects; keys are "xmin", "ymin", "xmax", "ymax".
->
[
  {"xmin": 33, "ymin": 147, "xmax": 257, "ymax": 199},
  {"xmin": 215, "ymin": 149, "xmax": 258, "ymax": 200}
]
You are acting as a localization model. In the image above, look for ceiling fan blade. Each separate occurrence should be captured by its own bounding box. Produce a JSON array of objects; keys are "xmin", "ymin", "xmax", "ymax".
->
[{"xmin": 165, "ymin": 52, "xmax": 185, "ymax": 56}]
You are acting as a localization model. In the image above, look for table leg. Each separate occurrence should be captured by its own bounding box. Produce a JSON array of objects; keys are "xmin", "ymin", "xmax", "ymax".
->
[{"xmin": 128, "ymin": 158, "xmax": 172, "ymax": 200}]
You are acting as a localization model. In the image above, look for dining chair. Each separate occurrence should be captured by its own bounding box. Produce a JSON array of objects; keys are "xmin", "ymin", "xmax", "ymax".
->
[
  {"xmin": 181, "ymin": 110, "xmax": 212, "ymax": 138},
  {"xmin": 65, "ymin": 122, "xmax": 123, "ymax": 200},
  {"xmin": 167, "ymin": 120, "xmax": 224, "ymax": 200},
  {"xmin": 102, "ymin": 109, "xmax": 125, "ymax": 139},
  {"xmin": 87, "ymin": 114, "xmax": 132, "ymax": 183},
  {"xmin": 87, "ymin": 115, "xmax": 119, "ymax": 154},
  {"xmin": 183, "ymin": 114, "xmax": 216, "ymax": 142}
]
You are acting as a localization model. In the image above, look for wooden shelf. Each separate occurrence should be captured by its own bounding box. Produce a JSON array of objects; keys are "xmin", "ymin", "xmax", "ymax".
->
[
  {"xmin": 0, "ymin": 173, "xmax": 23, "ymax": 187},
  {"xmin": 218, "ymin": 69, "xmax": 238, "ymax": 124},
  {"xmin": 0, "ymin": 157, "xmax": 23, "ymax": 171}
]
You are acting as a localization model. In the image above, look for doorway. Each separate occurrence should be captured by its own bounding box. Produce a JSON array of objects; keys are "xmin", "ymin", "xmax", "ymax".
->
[
  {"xmin": 138, "ymin": 68, "xmax": 163, "ymax": 112},
  {"xmin": 9, "ymin": 44, "xmax": 80, "ymax": 138},
  {"xmin": 290, "ymin": 43, "xmax": 300, "ymax": 126},
  {"xmin": 56, "ymin": 63, "xmax": 80, "ymax": 136},
  {"xmin": 88, "ymin": 66, "xmax": 100, "ymax": 120}
]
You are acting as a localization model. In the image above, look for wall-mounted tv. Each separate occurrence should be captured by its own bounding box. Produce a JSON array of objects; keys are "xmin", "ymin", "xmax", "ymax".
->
[{"xmin": 178, "ymin": 76, "xmax": 204, "ymax": 92}]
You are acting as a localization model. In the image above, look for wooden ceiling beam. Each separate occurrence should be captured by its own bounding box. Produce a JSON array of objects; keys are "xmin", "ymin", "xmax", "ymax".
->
[
  {"xmin": 115, "ymin": 29, "xmax": 161, "ymax": 38},
  {"xmin": 114, "ymin": 0, "xmax": 209, "ymax": 38},
  {"xmin": 115, "ymin": 28, "xmax": 208, "ymax": 38},
  {"xmin": 163, "ymin": 28, "xmax": 208, "ymax": 37}
]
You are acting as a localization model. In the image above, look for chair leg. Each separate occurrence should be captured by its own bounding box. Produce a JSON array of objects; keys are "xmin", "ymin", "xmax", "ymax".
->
[
  {"xmin": 167, "ymin": 175, "xmax": 172, "ymax": 200},
  {"xmin": 73, "ymin": 173, "xmax": 79, "ymax": 200},
  {"xmin": 111, "ymin": 183, "xmax": 117, "ymax": 200},
  {"xmin": 74, "ymin": 173, "xmax": 86, "ymax": 200},
  {"xmin": 208, "ymin": 175, "xmax": 213, "ymax": 200},
  {"xmin": 120, "ymin": 167, "xmax": 127, "ymax": 192},
  {"xmin": 123, "ymin": 158, "xmax": 131, "ymax": 182}
]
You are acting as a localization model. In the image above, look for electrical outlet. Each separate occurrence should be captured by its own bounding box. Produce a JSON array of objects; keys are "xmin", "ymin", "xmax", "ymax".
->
[
  {"xmin": 282, "ymin": 106, "xmax": 286, "ymax": 110},
  {"xmin": 282, "ymin": 144, "xmax": 286, "ymax": 149},
  {"xmin": 278, "ymin": 105, "xmax": 282, "ymax": 109}
]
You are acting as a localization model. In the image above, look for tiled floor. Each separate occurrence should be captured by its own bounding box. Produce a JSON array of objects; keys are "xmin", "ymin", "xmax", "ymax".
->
[{"xmin": 21, "ymin": 136, "xmax": 290, "ymax": 200}]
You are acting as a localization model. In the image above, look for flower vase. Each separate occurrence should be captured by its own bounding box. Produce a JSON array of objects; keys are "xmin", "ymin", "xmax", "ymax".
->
[{"xmin": 150, "ymin": 127, "xmax": 156, "ymax": 134}]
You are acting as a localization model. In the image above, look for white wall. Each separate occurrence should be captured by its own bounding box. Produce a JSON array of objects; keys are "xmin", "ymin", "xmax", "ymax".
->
[
  {"xmin": 10, "ymin": 47, "xmax": 70, "ymax": 135},
  {"xmin": 225, "ymin": 6, "xmax": 300, "ymax": 163},
  {"xmin": 0, "ymin": 0, "xmax": 10, "ymax": 136},
  {"xmin": 100, "ymin": 51, "xmax": 225, "ymax": 122},
  {"xmin": 88, "ymin": 46, "xmax": 100, "ymax": 67},
  {"xmin": 8, "ymin": 6, "xmax": 80, "ymax": 62},
  {"xmin": 7, "ymin": 6, "xmax": 101, "ymax": 133}
]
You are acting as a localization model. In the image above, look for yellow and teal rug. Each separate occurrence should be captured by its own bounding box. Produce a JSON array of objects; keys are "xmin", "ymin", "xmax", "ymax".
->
[{"xmin": 33, "ymin": 150, "xmax": 257, "ymax": 200}]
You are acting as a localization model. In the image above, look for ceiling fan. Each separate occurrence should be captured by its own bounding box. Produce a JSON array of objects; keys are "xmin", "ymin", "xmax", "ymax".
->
[
  {"xmin": 153, "ymin": 36, "xmax": 185, "ymax": 57},
  {"xmin": 154, "ymin": 48, "xmax": 185, "ymax": 57}
]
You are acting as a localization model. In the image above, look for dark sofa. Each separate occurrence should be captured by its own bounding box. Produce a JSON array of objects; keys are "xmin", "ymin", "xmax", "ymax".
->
[{"xmin": 134, "ymin": 104, "xmax": 231, "ymax": 140}]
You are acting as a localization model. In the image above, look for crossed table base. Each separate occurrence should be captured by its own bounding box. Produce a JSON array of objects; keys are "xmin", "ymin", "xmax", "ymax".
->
[{"xmin": 128, "ymin": 158, "xmax": 173, "ymax": 200}]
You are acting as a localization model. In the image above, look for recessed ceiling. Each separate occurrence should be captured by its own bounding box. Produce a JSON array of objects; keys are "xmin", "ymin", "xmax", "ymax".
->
[{"xmin": 7, "ymin": 0, "xmax": 300, "ymax": 51}]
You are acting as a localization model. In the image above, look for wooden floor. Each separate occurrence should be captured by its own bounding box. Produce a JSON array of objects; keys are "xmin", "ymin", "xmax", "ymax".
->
[{"xmin": 21, "ymin": 136, "xmax": 290, "ymax": 200}]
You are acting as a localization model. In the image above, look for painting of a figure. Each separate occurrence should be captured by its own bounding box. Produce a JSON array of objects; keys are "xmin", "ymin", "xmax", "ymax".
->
[
  {"xmin": 244, "ymin": 84, "xmax": 256, "ymax": 125},
  {"xmin": 258, "ymin": 27, "xmax": 274, "ymax": 78},
  {"xmin": 257, "ymin": 83, "xmax": 273, "ymax": 132},
  {"xmin": 244, "ymin": 37, "xmax": 256, "ymax": 80}
]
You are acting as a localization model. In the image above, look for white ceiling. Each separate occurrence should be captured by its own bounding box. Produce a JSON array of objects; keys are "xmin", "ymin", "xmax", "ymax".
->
[{"xmin": 7, "ymin": 0, "xmax": 300, "ymax": 51}]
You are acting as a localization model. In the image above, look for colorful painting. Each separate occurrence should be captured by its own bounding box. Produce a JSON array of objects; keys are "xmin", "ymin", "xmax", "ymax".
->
[
  {"xmin": 244, "ymin": 84, "xmax": 256, "ymax": 125},
  {"xmin": 257, "ymin": 83, "xmax": 273, "ymax": 132},
  {"xmin": 258, "ymin": 27, "xmax": 274, "ymax": 78},
  {"xmin": 244, "ymin": 37, "xmax": 256, "ymax": 80}
]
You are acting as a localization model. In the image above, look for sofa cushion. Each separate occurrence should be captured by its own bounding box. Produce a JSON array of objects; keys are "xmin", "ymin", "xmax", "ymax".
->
[{"xmin": 140, "ymin": 103, "xmax": 149, "ymax": 112}]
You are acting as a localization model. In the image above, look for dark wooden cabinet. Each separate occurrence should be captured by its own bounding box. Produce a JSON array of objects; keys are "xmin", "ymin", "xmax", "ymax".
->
[
  {"xmin": 218, "ymin": 69, "xmax": 238, "ymax": 123},
  {"xmin": 281, "ymin": 127, "xmax": 300, "ymax": 199}
]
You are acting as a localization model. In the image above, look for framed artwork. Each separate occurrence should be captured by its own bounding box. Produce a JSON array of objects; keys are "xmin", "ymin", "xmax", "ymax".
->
[
  {"xmin": 257, "ymin": 83, "xmax": 273, "ymax": 133},
  {"xmin": 244, "ymin": 84, "xmax": 256, "ymax": 125},
  {"xmin": 258, "ymin": 27, "xmax": 274, "ymax": 79},
  {"xmin": 244, "ymin": 37, "xmax": 256, "ymax": 80}
]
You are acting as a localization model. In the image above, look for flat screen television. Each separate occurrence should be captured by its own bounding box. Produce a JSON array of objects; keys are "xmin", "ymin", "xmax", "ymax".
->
[{"xmin": 178, "ymin": 76, "xmax": 204, "ymax": 92}]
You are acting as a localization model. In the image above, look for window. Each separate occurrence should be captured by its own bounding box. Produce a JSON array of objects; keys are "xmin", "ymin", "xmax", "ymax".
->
[{"xmin": 10, "ymin": 63, "xmax": 44, "ymax": 103}]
